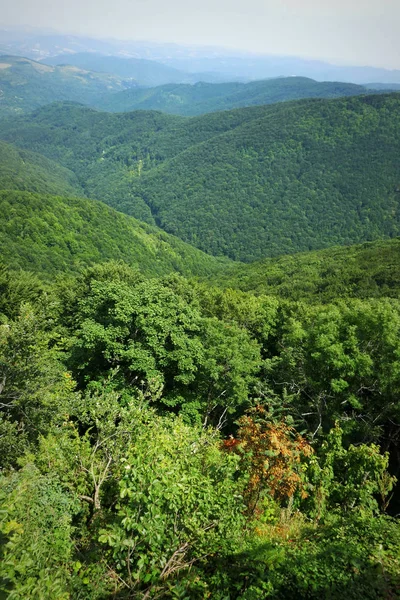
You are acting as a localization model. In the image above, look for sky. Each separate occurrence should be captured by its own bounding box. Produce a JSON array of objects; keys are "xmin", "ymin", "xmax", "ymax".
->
[{"xmin": 1, "ymin": 0, "xmax": 399, "ymax": 69}]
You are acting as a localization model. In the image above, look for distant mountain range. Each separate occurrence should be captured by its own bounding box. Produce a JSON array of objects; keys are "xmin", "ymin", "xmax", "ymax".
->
[
  {"xmin": 1, "ymin": 29, "xmax": 400, "ymax": 85},
  {"xmin": 42, "ymin": 52, "xmax": 225, "ymax": 86},
  {"xmin": 4, "ymin": 52, "xmax": 394, "ymax": 119},
  {"xmin": 161, "ymin": 55, "xmax": 400, "ymax": 86}
]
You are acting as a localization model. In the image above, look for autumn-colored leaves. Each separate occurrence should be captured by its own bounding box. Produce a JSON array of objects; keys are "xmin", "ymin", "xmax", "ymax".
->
[{"xmin": 224, "ymin": 406, "xmax": 313, "ymax": 515}]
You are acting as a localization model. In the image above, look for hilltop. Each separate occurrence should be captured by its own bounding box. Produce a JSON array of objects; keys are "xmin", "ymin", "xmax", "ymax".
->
[
  {"xmin": 210, "ymin": 238, "xmax": 400, "ymax": 302},
  {"xmin": 0, "ymin": 55, "xmax": 131, "ymax": 117}
]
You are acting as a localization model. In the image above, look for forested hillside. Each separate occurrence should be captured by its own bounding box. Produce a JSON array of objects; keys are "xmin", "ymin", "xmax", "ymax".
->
[
  {"xmin": 0, "ymin": 55, "xmax": 130, "ymax": 117},
  {"xmin": 2, "ymin": 94, "xmax": 400, "ymax": 260},
  {"xmin": 0, "ymin": 140, "xmax": 83, "ymax": 196},
  {"xmin": 210, "ymin": 237, "xmax": 400, "ymax": 301},
  {"xmin": 127, "ymin": 94, "xmax": 400, "ymax": 260},
  {"xmin": 1, "ymin": 71, "xmax": 400, "ymax": 599},
  {"xmin": 0, "ymin": 190, "xmax": 225, "ymax": 277},
  {"xmin": 96, "ymin": 77, "xmax": 368, "ymax": 116}
]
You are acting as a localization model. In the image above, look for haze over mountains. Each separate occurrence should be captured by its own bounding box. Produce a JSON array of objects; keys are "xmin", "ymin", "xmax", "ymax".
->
[
  {"xmin": 42, "ymin": 52, "xmax": 225, "ymax": 86},
  {"xmin": 0, "ymin": 55, "xmax": 131, "ymax": 117},
  {"xmin": 1, "ymin": 27, "xmax": 399, "ymax": 123},
  {"xmin": 0, "ymin": 56, "xmax": 375, "ymax": 118},
  {"xmin": 2, "ymin": 28, "xmax": 400, "ymax": 85},
  {"xmin": 2, "ymin": 23, "xmax": 400, "ymax": 599}
]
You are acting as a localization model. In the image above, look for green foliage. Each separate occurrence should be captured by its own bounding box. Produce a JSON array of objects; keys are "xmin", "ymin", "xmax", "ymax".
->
[
  {"xmin": 98, "ymin": 414, "xmax": 245, "ymax": 598},
  {"xmin": 0, "ymin": 269, "xmax": 399, "ymax": 598},
  {"xmin": 210, "ymin": 238, "xmax": 400, "ymax": 302},
  {"xmin": 0, "ymin": 141, "xmax": 83, "ymax": 197},
  {"xmin": 197, "ymin": 285, "xmax": 279, "ymax": 338},
  {"xmin": 65, "ymin": 271, "xmax": 260, "ymax": 424},
  {"xmin": 1, "ymin": 388, "xmax": 247, "ymax": 599},
  {"xmin": 95, "ymin": 76, "xmax": 367, "ymax": 116},
  {"xmin": 0, "ymin": 263, "xmax": 45, "ymax": 320},
  {"xmin": 68, "ymin": 276, "xmax": 203, "ymax": 392},
  {"xmin": 241, "ymin": 514, "xmax": 400, "ymax": 600},
  {"xmin": 0, "ymin": 304, "xmax": 71, "ymax": 467},
  {"xmin": 3, "ymin": 94, "xmax": 400, "ymax": 261},
  {"xmin": 191, "ymin": 317, "xmax": 261, "ymax": 426},
  {"xmin": 306, "ymin": 424, "xmax": 396, "ymax": 518},
  {"xmin": 263, "ymin": 298, "xmax": 400, "ymax": 444},
  {"xmin": 0, "ymin": 465, "xmax": 77, "ymax": 599},
  {"xmin": 0, "ymin": 190, "xmax": 226, "ymax": 277}
]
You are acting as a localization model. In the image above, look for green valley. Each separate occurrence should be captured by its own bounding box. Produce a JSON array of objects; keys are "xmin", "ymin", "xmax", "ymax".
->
[
  {"xmin": 2, "ymin": 93, "xmax": 400, "ymax": 260},
  {"xmin": 1, "ymin": 52, "xmax": 400, "ymax": 600}
]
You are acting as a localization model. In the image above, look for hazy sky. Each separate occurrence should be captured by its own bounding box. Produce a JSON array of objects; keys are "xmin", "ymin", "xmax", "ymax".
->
[{"xmin": 2, "ymin": 0, "xmax": 399, "ymax": 69}]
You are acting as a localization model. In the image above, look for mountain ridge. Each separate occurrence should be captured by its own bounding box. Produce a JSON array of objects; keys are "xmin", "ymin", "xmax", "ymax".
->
[
  {"xmin": 94, "ymin": 76, "xmax": 368, "ymax": 116},
  {"xmin": 0, "ymin": 54, "xmax": 131, "ymax": 117},
  {"xmin": 208, "ymin": 237, "xmax": 400, "ymax": 301}
]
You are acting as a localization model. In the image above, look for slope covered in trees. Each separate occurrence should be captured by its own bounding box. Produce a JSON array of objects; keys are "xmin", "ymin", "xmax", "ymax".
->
[
  {"xmin": 210, "ymin": 238, "xmax": 400, "ymax": 301},
  {"xmin": 1, "ymin": 87, "xmax": 400, "ymax": 597},
  {"xmin": 0, "ymin": 140, "xmax": 83, "ymax": 197},
  {"xmin": 0, "ymin": 103, "xmax": 186, "ymax": 222},
  {"xmin": 0, "ymin": 55, "xmax": 130, "ymax": 117},
  {"xmin": 95, "ymin": 77, "xmax": 368, "ymax": 116},
  {"xmin": 3, "ymin": 94, "xmax": 399, "ymax": 261},
  {"xmin": 1, "ymin": 258, "xmax": 399, "ymax": 598},
  {"xmin": 0, "ymin": 190, "xmax": 225, "ymax": 277},
  {"xmin": 127, "ymin": 94, "xmax": 400, "ymax": 260}
]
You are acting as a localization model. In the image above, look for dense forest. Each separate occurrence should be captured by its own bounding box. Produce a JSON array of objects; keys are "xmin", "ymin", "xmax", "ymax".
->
[
  {"xmin": 0, "ymin": 140, "xmax": 83, "ymax": 197},
  {"xmin": 2, "ymin": 94, "xmax": 400, "ymax": 260},
  {"xmin": 0, "ymin": 190, "xmax": 227, "ymax": 277},
  {"xmin": 211, "ymin": 238, "xmax": 400, "ymax": 301},
  {"xmin": 1, "ymin": 256, "xmax": 400, "ymax": 599},
  {"xmin": 94, "ymin": 77, "xmax": 368, "ymax": 116},
  {"xmin": 1, "ymin": 63, "xmax": 400, "ymax": 599}
]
